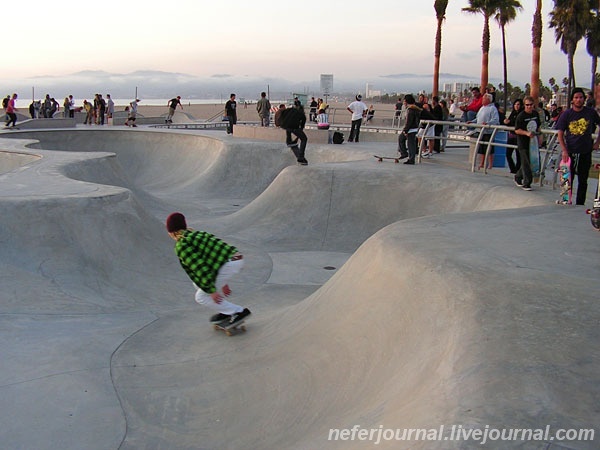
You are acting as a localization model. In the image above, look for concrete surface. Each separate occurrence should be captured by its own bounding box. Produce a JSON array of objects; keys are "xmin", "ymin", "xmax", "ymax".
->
[{"xmin": 0, "ymin": 126, "xmax": 598, "ymax": 449}]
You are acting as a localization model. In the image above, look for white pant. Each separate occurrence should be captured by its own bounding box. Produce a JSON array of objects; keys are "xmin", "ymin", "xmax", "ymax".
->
[{"xmin": 194, "ymin": 258, "xmax": 245, "ymax": 315}]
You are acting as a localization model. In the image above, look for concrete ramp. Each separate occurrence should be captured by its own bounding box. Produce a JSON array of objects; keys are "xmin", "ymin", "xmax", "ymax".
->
[{"xmin": 0, "ymin": 128, "xmax": 598, "ymax": 449}]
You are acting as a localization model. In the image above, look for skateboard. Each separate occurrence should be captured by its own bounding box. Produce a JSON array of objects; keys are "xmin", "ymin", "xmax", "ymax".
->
[
  {"xmin": 528, "ymin": 121, "xmax": 540, "ymax": 179},
  {"xmin": 213, "ymin": 319, "xmax": 247, "ymax": 336},
  {"xmin": 555, "ymin": 156, "xmax": 572, "ymax": 205},
  {"xmin": 585, "ymin": 163, "xmax": 600, "ymax": 230},
  {"xmin": 374, "ymin": 155, "xmax": 400, "ymax": 163}
]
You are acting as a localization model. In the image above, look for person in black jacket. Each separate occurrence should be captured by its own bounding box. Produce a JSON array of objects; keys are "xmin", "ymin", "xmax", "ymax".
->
[
  {"xmin": 279, "ymin": 104, "xmax": 308, "ymax": 165},
  {"xmin": 398, "ymin": 94, "xmax": 421, "ymax": 165}
]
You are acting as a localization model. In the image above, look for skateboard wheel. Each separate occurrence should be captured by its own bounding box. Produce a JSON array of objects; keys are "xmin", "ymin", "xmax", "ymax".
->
[
  {"xmin": 213, "ymin": 324, "xmax": 219, "ymax": 330},
  {"xmin": 241, "ymin": 325, "xmax": 246, "ymax": 332},
  {"xmin": 226, "ymin": 330, "xmax": 233, "ymax": 336}
]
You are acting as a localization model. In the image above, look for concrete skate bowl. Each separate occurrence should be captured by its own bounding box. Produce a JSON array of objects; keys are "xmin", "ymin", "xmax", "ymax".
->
[
  {"xmin": 0, "ymin": 129, "xmax": 598, "ymax": 449},
  {"xmin": 0, "ymin": 149, "xmax": 40, "ymax": 174}
]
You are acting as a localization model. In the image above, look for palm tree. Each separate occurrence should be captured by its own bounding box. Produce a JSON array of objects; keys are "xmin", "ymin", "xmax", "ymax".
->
[
  {"xmin": 586, "ymin": 1, "xmax": 600, "ymax": 91},
  {"xmin": 463, "ymin": 0, "xmax": 505, "ymax": 90},
  {"xmin": 433, "ymin": 0, "xmax": 449, "ymax": 97},
  {"xmin": 530, "ymin": 0, "xmax": 543, "ymax": 104},
  {"xmin": 495, "ymin": 0, "xmax": 523, "ymax": 110},
  {"xmin": 549, "ymin": 0, "xmax": 594, "ymax": 100}
]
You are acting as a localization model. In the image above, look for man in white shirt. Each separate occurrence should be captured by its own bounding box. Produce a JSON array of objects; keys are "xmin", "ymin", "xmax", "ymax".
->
[
  {"xmin": 346, "ymin": 94, "xmax": 368, "ymax": 142},
  {"xmin": 474, "ymin": 93, "xmax": 500, "ymax": 169}
]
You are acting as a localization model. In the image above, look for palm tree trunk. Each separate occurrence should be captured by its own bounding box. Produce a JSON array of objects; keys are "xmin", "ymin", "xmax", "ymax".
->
[
  {"xmin": 530, "ymin": 0, "xmax": 542, "ymax": 104},
  {"xmin": 481, "ymin": 16, "xmax": 491, "ymax": 89},
  {"xmin": 433, "ymin": 18, "xmax": 443, "ymax": 97},
  {"xmin": 501, "ymin": 25, "xmax": 508, "ymax": 110}
]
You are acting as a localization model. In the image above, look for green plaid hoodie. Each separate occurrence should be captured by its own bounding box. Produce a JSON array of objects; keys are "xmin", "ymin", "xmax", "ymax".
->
[{"xmin": 174, "ymin": 230, "xmax": 237, "ymax": 293}]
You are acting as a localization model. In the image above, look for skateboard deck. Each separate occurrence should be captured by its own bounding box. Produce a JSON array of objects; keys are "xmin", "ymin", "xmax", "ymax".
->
[
  {"xmin": 528, "ymin": 121, "xmax": 540, "ymax": 179},
  {"xmin": 556, "ymin": 157, "xmax": 572, "ymax": 205},
  {"xmin": 374, "ymin": 155, "xmax": 400, "ymax": 163},
  {"xmin": 213, "ymin": 319, "xmax": 247, "ymax": 336},
  {"xmin": 585, "ymin": 163, "xmax": 600, "ymax": 230}
]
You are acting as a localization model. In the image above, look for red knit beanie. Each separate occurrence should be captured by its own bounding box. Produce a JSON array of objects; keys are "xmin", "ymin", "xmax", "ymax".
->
[{"xmin": 166, "ymin": 212, "xmax": 187, "ymax": 232}]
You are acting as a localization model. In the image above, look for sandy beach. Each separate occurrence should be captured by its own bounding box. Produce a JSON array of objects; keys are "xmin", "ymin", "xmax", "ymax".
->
[{"xmin": 137, "ymin": 101, "xmax": 397, "ymax": 123}]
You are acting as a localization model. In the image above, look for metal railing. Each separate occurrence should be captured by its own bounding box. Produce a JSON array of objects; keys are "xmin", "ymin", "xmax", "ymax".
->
[{"xmin": 418, "ymin": 120, "xmax": 562, "ymax": 187}]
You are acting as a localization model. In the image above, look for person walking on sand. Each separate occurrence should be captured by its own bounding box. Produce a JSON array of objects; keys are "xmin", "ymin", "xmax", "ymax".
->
[
  {"xmin": 166, "ymin": 212, "xmax": 252, "ymax": 325},
  {"xmin": 166, "ymin": 96, "xmax": 183, "ymax": 123},
  {"xmin": 256, "ymin": 91, "xmax": 271, "ymax": 127}
]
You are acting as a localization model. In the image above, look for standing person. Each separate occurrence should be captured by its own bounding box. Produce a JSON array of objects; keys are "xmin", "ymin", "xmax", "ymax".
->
[
  {"xmin": 68, "ymin": 95, "xmax": 75, "ymax": 118},
  {"xmin": 225, "ymin": 93, "xmax": 237, "ymax": 134},
  {"xmin": 431, "ymin": 96, "xmax": 444, "ymax": 153},
  {"xmin": 125, "ymin": 99, "xmax": 139, "ymax": 127},
  {"xmin": 166, "ymin": 96, "xmax": 183, "ymax": 124},
  {"xmin": 514, "ymin": 96, "xmax": 542, "ymax": 191},
  {"xmin": 398, "ymin": 94, "xmax": 421, "ymax": 165},
  {"xmin": 256, "ymin": 91, "xmax": 271, "ymax": 127},
  {"xmin": 5, "ymin": 93, "xmax": 18, "ymax": 128},
  {"xmin": 309, "ymin": 96, "xmax": 318, "ymax": 122},
  {"xmin": 474, "ymin": 93, "xmax": 500, "ymax": 170},
  {"xmin": 279, "ymin": 103, "xmax": 308, "ymax": 165},
  {"xmin": 555, "ymin": 87, "xmax": 600, "ymax": 205},
  {"xmin": 346, "ymin": 94, "xmax": 368, "ymax": 143},
  {"xmin": 166, "ymin": 212, "xmax": 252, "ymax": 325},
  {"xmin": 106, "ymin": 94, "xmax": 115, "ymax": 123},
  {"xmin": 62, "ymin": 97, "xmax": 70, "ymax": 118},
  {"xmin": 97, "ymin": 94, "xmax": 106, "ymax": 125},
  {"xmin": 503, "ymin": 98, "xmax": 523, "ymax": 174}
]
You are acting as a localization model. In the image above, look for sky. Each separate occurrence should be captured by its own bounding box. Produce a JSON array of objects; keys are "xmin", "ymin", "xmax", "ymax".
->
[{"xmin": 2, "ymin": 0, "xmax": 596, "ymax": 91}]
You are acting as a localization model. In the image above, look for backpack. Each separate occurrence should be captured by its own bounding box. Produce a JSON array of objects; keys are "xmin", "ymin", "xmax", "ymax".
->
[
  {"xmin": 2, "ymin": 97, "xmax": 8, "ymax": 108},
  {"xmin": 332, "ymin": 131, "xmax": 344, "ymax": 144}
]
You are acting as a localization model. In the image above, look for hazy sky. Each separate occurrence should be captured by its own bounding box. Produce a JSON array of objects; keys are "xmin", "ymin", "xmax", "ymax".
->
[{"xmin": 2, "ymin": 0, "xmax": 594, "ymax": 87}]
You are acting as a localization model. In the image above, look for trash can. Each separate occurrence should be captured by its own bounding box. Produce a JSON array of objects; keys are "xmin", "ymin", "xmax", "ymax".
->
[{"xmin": 492, "ymin": 130, "xmax": 507, "ymax": 168}]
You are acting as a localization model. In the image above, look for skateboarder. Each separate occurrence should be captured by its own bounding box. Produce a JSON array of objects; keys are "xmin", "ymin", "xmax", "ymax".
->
[
  {"xmin": 166, "ymin": 212, "xmax": 251, "ymax": 325},
  {"xmin": 166, "ymin": 96, "xmax": 183, "ymax": 123},
  {"xmin": 555, "ymin": 87, "xmax": 600, "ymax": 205}
]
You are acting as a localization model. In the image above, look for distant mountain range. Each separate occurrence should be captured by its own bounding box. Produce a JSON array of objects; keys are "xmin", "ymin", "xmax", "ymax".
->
[{"xmin": 2, "ymin": 70, "xmax": 487, "ymax": 100}]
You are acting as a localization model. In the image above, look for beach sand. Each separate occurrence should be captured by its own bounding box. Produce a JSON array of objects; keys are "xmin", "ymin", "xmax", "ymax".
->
[{"xmin": 137, "ymin": 101, "xmax": 396, "ymax": 122}]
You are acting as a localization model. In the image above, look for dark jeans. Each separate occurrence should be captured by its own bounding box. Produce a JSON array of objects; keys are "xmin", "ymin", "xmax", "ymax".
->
[
  {"xmin": 570, "ymin": 152, "xmax": 593, "ymax": 205},
  {"xmin": 5, "ymin": 112, "xmax": 16, "ymax": 127},
  {"xmin": 286, "ymin": 128, "xmax": 308, "ymax": 161},
  {"xmin": 515, "ymin": 146, "xmax": 532, "ymax": 188},
  {"xmin": 227, "ymin": 115, "xmax": 237, "ymax": 134},
  {"xmin": 398, "ymin": 132, "xmax": 417, "ymax": 162},
  {"xmin": 505, "ymin": 135, "xmax": 521, "ymax": 173},
  {"xmin": 349, "ymin": 118, "xmax": 362, "ymax": 142}
]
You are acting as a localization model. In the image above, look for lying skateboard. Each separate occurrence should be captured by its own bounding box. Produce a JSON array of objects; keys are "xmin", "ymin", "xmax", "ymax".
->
[
  {"xmin": 213, "ymin": 319, "xmax": 247, "ymax": 336},
  {"xmin": 585, "ymin": 163, "xmax": 600, "ymax": 230},
  {"xmin": 374, "ymin": 155, "xmax": 400, "ymax": 163},
  {"xmin": 556, "ymin": 156, "xmax": 572, "ymax": 205}
]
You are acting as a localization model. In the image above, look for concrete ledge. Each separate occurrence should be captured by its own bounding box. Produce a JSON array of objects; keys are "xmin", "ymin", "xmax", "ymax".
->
[
  {"xmin": 233, "ymin": 124, "xmax": 331, "ymax": 143},
  {"xmin": 7, "ymin": 118, "xmax": 77, "ymax": 129}
]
